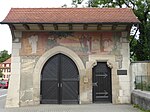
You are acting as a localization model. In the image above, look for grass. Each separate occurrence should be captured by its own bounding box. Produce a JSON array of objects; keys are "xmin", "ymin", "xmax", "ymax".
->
[{"xmin": 133, "ymin": 104, "xmax": 150, "ymax": 112}]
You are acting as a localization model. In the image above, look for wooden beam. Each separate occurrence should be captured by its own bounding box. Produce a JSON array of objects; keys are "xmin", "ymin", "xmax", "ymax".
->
[
  {"xmin": 97, "ymin": 24, "xmax": 102, "ymax": 30},
  {"xmin": 126, "ymin": 25, "xmax": 131, "ymax": 31},
  {"xmin": 53, "ymin": 24, "xmax": 58, "ymax": 30},
  {"xmin": 68, "ymin": 24, "xmax": 73, "ymax": 30},
  {"xmin": 9, "ymin": 24, "xmax": 16, "ymax": 30},
  {"xmin": 112, "ymin": 25, "xmax": 117, "ymax": 30},
  {"xmin": 83, "ymin": 24, "xmax": 88, "ymax": 30},
  {"xmin": 38, "ymin": 24, "xmax": 44, "ymax": 30},
  {"xmin": 23, "ymin": 24, "xmax": 30, "ymax": 30}
]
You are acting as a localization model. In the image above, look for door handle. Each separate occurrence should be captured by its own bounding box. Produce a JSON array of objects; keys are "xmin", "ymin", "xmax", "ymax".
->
[
  {"xmin": 60, "ymin": 83, "xmax": 62, "ymax": 87},
  {"xmin": 58, "ymin": 83, "xmax": 63, "ymax": 87}
]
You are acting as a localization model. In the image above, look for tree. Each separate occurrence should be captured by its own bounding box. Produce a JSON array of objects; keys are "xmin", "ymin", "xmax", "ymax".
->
[
  {"xmin": 0, "ymin": 71, "xmax": 3, "ymax": 78},
  {"xmin": 0, "ymin": 50, "xmax": 11, "ymax": 63},
  {"xmin": 132, "ymin": 0, "xmax": 150, "ymax": 61},
  {"xmin": 72, "ymin": 0, "xmax": 150, "ymax": 61}
]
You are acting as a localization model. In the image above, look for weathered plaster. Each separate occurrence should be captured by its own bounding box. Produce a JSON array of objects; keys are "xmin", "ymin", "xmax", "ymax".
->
[{"xmin": 19, "ymin": 56, "xmax": 40, "ymax": 106}]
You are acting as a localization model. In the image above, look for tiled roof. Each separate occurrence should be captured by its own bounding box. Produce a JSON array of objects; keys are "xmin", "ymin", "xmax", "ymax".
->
[
  {"xmin": 1, "ymin": 8, "xmax": 140, "ymax": 24},
  {"xmin": 0, "ymin": 58, "xmax": 11, "ymax": 69},
  {"xmin": 2, "ymin": 58, "xmax": 11, "ymax": 64}
]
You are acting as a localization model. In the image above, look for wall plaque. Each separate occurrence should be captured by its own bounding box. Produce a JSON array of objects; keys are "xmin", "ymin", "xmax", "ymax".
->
[{"xmin": 117, "ymin": 70, "xmax": 127, "ymax": 75}]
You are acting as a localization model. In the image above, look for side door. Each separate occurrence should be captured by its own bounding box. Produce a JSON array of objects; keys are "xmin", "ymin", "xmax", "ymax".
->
[{"xmin": 92, "ymin": 62, "xmax": 112, "ymax": 103}]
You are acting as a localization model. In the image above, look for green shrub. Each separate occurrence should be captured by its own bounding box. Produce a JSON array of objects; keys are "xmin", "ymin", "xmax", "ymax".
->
[
  {"xmin": 135, "ymin": 82, "xmax": 150, "ymax": 91},
  {"xmin": 133, "ymin": 104, "xmax": 150, "ymax": 112}
]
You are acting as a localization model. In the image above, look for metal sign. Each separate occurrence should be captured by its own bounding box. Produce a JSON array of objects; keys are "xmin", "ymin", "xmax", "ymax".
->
[{"xmin": 117, "ymin": 70, "xmax": 127, "ymax": 75}]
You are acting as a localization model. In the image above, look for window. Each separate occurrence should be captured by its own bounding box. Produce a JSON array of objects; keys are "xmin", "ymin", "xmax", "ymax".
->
[
  {"xmin": 6, "ymin": 64, "xmax": 9, "ymax": 67},
  {"xmin": 7, "ymin": 69, "xmax": 10, "ymax": 72}
]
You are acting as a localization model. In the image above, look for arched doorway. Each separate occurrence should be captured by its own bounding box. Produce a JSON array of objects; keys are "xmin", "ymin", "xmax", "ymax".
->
[
  {"xmin": 40, "ymin": 53, "xmax": 79, "ymax": 104},
  {"xmin": 92, "ymin": 62, "xmax": 112, "ymax": 103}
]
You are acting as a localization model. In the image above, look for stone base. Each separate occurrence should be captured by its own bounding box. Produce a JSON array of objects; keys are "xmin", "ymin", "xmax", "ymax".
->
[{"xmin": 131, "ymin": 90, "xmax": 150, "ymax": 110}]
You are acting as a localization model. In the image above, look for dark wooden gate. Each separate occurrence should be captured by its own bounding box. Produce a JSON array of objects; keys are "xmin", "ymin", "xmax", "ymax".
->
[
  {"xmin": 92, "ymin": 62, "xmax": 112, "ymax": 103},
  {"xmin": 41, "ymin": 53, "xmax": 79, "ymax": 104}
]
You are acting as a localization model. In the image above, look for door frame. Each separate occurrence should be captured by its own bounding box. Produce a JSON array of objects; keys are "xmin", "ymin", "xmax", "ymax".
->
[
  {"xmin": 33, "ymin": 46, "xmax": 85, "ymax": 104},
  {"xmin": 86, "ymin": 54, "xmax": 119, "ymax": 104}
]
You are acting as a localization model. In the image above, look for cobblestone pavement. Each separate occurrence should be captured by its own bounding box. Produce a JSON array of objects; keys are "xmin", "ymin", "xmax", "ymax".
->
[{"xmin": 0, "ymin": 101, "xmax": 140, "ymax": 112}]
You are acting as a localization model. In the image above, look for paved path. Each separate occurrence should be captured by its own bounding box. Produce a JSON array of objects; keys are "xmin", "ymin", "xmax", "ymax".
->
[
  {"xmin": 0, "ymin": 89, "xmax": 7, "ymax": 97},
  {"xmin": 3, "ymin": 104, "xmax": 140, "ymax": 112},
  {"xmin": 0, "ymin": 89, "xmax": 140, "ymax": 112}
]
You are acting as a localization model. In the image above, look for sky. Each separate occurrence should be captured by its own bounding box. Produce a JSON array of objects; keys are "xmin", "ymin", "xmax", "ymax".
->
[
  {"xmin": 0, "ymin": 0, "xmax": 138, "ymax": 54},
  {"xmin": 0, "ymin": 0, "xmax": 75, "ymax": 54}
]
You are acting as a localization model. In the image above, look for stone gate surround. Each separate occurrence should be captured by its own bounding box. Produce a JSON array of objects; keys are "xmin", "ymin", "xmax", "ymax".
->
[
  {"xmin": 32, "ymin": 46, "xmax": 86, "ymax": 105},
  {"xmin": 86, "ymin": 55, "xmax": 119, "ymax": 104}
]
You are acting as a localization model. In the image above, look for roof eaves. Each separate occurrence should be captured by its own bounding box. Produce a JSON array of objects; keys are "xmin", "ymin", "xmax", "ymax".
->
[{"xmin": 0, "ymin": 22, "xmax": 140, "ymax": 25}]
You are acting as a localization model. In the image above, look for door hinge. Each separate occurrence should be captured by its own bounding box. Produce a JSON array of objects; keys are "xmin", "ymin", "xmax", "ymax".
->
[{"xmin": 78, "ymin": 76, "xmax": 80, "ymax": 81}]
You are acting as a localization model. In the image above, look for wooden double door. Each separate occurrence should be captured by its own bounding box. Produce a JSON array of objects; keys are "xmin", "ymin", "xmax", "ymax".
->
[{"xmin": 40, "ymin": 53, "xmax": 79, "ymax": 104}]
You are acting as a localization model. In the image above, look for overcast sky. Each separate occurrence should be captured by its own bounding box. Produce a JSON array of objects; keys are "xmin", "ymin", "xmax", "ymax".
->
[{"xmin": 0, "ymin": 0, "xmax": 74, "ymax": 54}]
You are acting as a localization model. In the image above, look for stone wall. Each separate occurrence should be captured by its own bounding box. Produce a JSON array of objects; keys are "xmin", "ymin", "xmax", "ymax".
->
[
  {"xmin": 130, "ymin": 62, "xmax": 150, "ymax": 90},
  {"xmin": 20, "ymin": 56, "xmax": 40, "ymax": 106},
  {"xmin": 131, "ymin": 90, "xmax": 150, "ymax": 110}
]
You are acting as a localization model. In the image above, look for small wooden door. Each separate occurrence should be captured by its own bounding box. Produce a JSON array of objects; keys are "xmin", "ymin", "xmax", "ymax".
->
[{"xmin": 92, "ymin": 62, "xmax": 112, "ymax": 103}]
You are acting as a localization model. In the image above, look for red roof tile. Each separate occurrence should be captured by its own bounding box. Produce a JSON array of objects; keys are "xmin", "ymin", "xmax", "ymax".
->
[
  {"xmin": 0, "ymin": 58, "xmax": 11, "ymax": 69},
  {"xmin": 2, "ymin": 58, "xmax": 11, "ymax": 64},
  {"xmin": 1, "ymin": 8, "xmax": 140, "ymax": 24}
]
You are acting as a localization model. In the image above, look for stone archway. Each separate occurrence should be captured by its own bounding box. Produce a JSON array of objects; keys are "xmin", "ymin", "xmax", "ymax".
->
[{"xmin": 33, "ymin": 46, "xmax": 85, "ymax": 105}]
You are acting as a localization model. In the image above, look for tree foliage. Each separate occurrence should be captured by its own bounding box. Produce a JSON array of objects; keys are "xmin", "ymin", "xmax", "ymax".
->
[
  {"xmin": 0, "ymin": 50, "xmax": 11, "ymax": 63},
  {"xmin": 0, "ymin": 71, "xmax": 3, "ymax": 78},
  {"xmin": 72, "ymin": 0, "xmax": 150, "ymax": 61}
]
